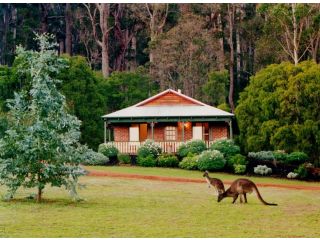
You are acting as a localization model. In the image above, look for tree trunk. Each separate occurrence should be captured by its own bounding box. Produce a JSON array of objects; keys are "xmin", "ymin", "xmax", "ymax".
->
[
  {"xmin": 101, "ymin": 42, "xmax": 109, "ymax": 78},
  {"xmin": 40, "ymin": 4, "xmax": 50, "ymax": 33},
  {"xmin": 65, "ymin": 3, "xmax": 72, "ymax": 55},
  {"xmin": 227, "ymin": 4, "xmax": 235, "ymax": 113},
  {"xmin": 292, "ymin": 3, "xmax": 299, "ymax": 66},
  {"xmin": 217, "ymin": 13, "xmax": 225, "ymax": 71},
  {"xmin": 100, "ymin": 3, "xmax": 110, "ymax": 77},
  {"xmin": 59, "ymin": 39, "xmax": 64, "ymax": 55},
  {"xmin": 236, "ymin": 26, "xmax": 241, "ymax": 87},
  {"xmin": 1, "ymin": 5, "xmax": 9, "ymax": 65},
  {"xmin": 129, "ymin": 34, "xmax": 137, "ymax": 70},
  {"xmin": 37, "ymin": 186, "xmax": 42, "ymax": 202}
]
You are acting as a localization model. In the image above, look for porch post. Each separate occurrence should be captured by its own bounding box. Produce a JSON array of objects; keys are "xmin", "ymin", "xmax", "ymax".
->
[
  {"xmin": 151, "ymin": 122, "xmax": 154, "ymax": 140},
  {"xmin": 108, "ymin": 127, "xmax": 111, "ymax": 141},
  {"xmin": 182, "ymin": 121, "xmax": 185, "ymax": 142},
  {"xmin": 229, "ymin": 120, "xmax": 233, "ymax": 139},
  {"xmin": 104, "ymin": 120, "xmax": 107, "ymax": 143}
]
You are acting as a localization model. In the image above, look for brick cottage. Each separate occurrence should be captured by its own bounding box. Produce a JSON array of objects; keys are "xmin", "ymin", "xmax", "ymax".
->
[{"xmin": 102, "ymin": 89, "xmax": 234, "ymax": 154}]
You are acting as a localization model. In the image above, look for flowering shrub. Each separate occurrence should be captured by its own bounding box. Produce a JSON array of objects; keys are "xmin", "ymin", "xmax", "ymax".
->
[
  {"xmin": 254, "ymin": 165, "xmax": 272, "ymax": 175},
  {"xmin": 248, "ymin": 151, "xmax": 274, "ymax": 161},
  {"xmin": 197, "ymin": 150, "xmax": 226, "ymax": 171},
  {"xmin": 82, "ymin": 151, "xmax": 109, "ymax": 166},
  {"xmin": 98, "ymin": 143, "xmax": 119, "ymax": 158},
  {"xmin": 137, "ymin": 139, "xmax": 162, "ymax": 159},
  {"xmin": 179, "ymin": 153, "xmax": 199, "ymax": 170},
  {"xmin": 157, "ymin": 154, "xmax": 179, "ymax": 168},
  {"xmin": 228, "ymin": 154, "xmax": 247, "ymax": 174},
  {"xmin": 177, "ymin": 140, "xmax": 207, "ymax": 158},
  {"xmin": 210, "ymin": 139, "xmax": 240, "ymax": 160},
  {"xmin": 287, "ymin": 172, "xmax": 298, "ymax": 179}
]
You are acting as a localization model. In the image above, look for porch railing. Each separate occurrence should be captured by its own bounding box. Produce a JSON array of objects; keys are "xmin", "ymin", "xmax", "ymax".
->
[{"xmin": 110, "ymin": 141, "xmax": 215, "ymax": 154}]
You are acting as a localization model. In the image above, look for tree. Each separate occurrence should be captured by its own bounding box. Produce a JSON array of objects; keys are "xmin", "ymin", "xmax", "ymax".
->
[
  {"xmin": 235, "ymin": 61, "xmax": 320, "ymax": 164},
  {"xmin": 152, "ymin": 13, "xmax": 219, "ymax": 98},
  {"xmin": 83, "ymin": 3, "xmax": 111, "ymax": 77},
  {"xmin": 0, "ymin": 34, "xmax": 103, "ymax": 202},
  {"xmin": 202, "ymin": 70, "xmax": 229, "ymax": 106},
  {"xmin": 103, "ymin": 68, "xmax": 158, "ymax": 112},
  {"xmin": 58, "ymin": 55, "xmax": 107, "ymax": 150},
  {"xmin": 260, "ymin": 4, "xmax": 315, "ymax": 65}
]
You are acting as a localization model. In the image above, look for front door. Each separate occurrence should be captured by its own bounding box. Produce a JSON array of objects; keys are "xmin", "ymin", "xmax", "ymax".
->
[
  {"xmin": 192, "ymin": 126, "xmax": 203, "ymax": 140},
  {"xmin": 139, "ymin": 124, "xmax": 148, "ymax": 142}
]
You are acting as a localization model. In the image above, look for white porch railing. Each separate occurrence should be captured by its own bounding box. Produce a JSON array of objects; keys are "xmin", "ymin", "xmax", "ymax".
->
[{"xmin": 110, "ymin": 141, "xmax": 215, "ymax": 154}]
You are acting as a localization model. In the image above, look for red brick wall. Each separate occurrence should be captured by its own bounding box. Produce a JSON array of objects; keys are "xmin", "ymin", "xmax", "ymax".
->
[
  {"xmin": 211, "ymin": 123, "xmax": 228, "ymax": 140},
  {"xmin": 114, "ymin": 126, "xmax": 129, "ymax": 142}
]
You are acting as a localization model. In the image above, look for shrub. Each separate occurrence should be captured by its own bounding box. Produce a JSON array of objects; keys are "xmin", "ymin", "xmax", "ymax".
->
[
  {"xmin": 118, "ymin": 154, "xmax": 131, "ymax": 164},
  {"xmin": 286, "ymin": 152, "xmax": 309, "ymax": 165},
  {"xmin": 137, "ymin": 139, "xmax": 162, "ymax": 158},
  {"xmin": 248, "ymin": 151, "xmax": 274, "ymax": 161},
  {"xmin": 137, "ymin": 155, "xmax": 157, "ymax": 167},
  {"xmin": 177, "ymin": 140, "xmax": 207, "ymax": 158},
  {"xmin": 179, "ymin": 153, "xmax": 199, "ymax": 170},
  {"xmin": 98, "ymin": 143, "xmax": 119, "ymax": 158},
  {"xmin": 197, "ymin": 150, "xmax": 226, "ymax": 171},
  {"xmin": 294, "ymin": 164, "xmax": 309, "ymax": 179},
  {"xmin": 82, "ymin": 151, "xmax": 109, "ymax": 166},
  {"xmin": 228, "ymin": 154, "xmax": 247, "ymax": 168},
  {"xmin": 273, "ymin": 151, "xmax": 288, "ymax": 162},
  {"xmin": 287, "ymin": 172, "xmax": 298, "ymax": 179},
  {"xmin": 210, "ymin": 139, "xmax": 240, "ymax": 159},
  {"xmin": 234, "ymin": 164, "xmax": 246, "ymax": 174},
  {"xmin": 228, "ymin": 154, "xmax": 248, "ymax": 174},
  {"xmin": 254, "ymin": 165, "xmax": 272, "ymax": 175},
  {"xmin": 157, "ymin": 154, "xmax": 179, "ymax": 168}
]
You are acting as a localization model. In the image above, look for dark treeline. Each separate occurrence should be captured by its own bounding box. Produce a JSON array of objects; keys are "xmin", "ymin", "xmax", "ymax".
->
[{"xmin": 0, "ymin": 3, "xmax": 320, "ymax": 157}]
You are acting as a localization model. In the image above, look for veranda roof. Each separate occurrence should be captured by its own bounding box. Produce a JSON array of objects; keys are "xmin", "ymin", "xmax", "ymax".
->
[{"xmin": 102, "ymin": 89, "xmax": 234, "ymax": 123}]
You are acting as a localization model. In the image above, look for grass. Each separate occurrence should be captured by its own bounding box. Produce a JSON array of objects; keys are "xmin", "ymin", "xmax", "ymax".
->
[
  {"xmin": 86, "ymin": 165, "xmax": 320, "ymax": 186},
  {"xmin": 0, "ymin": 167, "xmax": 320, "ymax": 237}
]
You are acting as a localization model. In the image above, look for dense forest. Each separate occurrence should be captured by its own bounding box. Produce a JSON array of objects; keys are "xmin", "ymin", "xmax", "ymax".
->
[{"xmin": 0, "ymin": 3, "xmax": 319, "ymax": 161}]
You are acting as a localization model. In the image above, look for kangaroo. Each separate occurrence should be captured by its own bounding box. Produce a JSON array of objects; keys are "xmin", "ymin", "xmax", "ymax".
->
[
  {"xmin": 203, "ymin": 171, "xmax": 225, "ymax": 194},
  {"xmin": 217, "ymin": 178, "xmax": 277, "ymax": 206}
]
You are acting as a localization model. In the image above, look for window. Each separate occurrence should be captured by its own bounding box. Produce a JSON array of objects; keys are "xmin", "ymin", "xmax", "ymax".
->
[{"xmin": 165, "ymin": 126, "xmax": 177, "ymax": 141}]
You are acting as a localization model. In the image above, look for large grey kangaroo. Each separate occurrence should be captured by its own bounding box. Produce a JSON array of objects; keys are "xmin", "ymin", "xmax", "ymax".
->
[{"xmin": 217, "ymin": 178, "xmax": 278, "ymax": 206}]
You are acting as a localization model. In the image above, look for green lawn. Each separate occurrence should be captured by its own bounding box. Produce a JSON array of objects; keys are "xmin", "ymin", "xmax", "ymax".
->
[
  {"xmin": 86, "ymin": 165, "xmax": 320, "ymax": 187},
  {"xmin": 0, "ymin": 167, "xmax": 320, "ymax": 237}
]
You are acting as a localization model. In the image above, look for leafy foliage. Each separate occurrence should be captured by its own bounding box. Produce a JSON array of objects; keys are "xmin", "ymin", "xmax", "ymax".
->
[
  {"xmin": 0, "ymin": 34, "xmax": 94, "ymax": 201},
  {"xmin": 234, "ymin": 164, "xmax": 247, "ymax": 174},
  {"xmin": 137, "ymin": 155, "xmax": 157, "ymax": 167},
  {"xmin": 137, "ymin": 139, "xmax": 162, "ymax": 159},
  {"xmin": 81, "ymin": 150, "xmax": 109, "ymax": 166},
  {"xmin": 254, "ymin": 165, "xmax": 272, "ymax": 175},
  {"xmin": 179, "ymin": 153, "xmax": 199, "ymax": 170},
  {"xmin": 59, "ymin": 55, "xmax": 108, "ymax": 150},
  {"xmin": 210, "ymin": 139, "xmax": 240, "ymax": 160},
  {"xmin": 98, "ymin": 143, "xmax": 119, "ymax": 158},
  {"xmin": 157, "ymin": 154, "xmax": 179, "ymax": 168},
  {"xmin": 273, "ymin": 151, "xmax": 288, "ymax": 162},
  {"xmin": 236, "ymin": 61, "xmax": 320, "ymax": 162},
  {"xmin": 197, "ymin": 150, "xmax": 226, "ymax": 171},
  {"xmin": 286, "ymin": 152, "xmax": 309, "ymax": 165},
  {"xmin": 294, "ymin": 164, "xmax": 309, "ymax": 179},
  {"xmin": 228, "ymin": 154, "xmax": 248, "ymax": 174},
  {"xmin": 202, "ymin": 70, "xmax": 229, "ymax": 106},
  {"xmin": 177, "ymin": 140, "xmax": 207, "ymax": 158},
  {"xmin": 118, "ymin": 154, "xmax": 131, "ymax": 164},
  {"xmin": 248, "ymin": 151, "xmax": 274, "ymax": 161}
]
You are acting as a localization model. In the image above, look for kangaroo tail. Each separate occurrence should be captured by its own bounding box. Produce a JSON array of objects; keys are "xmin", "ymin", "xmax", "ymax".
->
[{"xmin": 253, "ymin": 184, "xmax": 278, "ymax": 206}]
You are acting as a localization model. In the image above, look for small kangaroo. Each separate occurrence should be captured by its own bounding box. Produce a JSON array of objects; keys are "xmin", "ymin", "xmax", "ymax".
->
[
  {"xmin": 203, "ymin": 171, "xmax": 225, "ymax": 194},
  {"xmin": 217, "ymin": 178, "xmax": 277, "ymax": 206}
]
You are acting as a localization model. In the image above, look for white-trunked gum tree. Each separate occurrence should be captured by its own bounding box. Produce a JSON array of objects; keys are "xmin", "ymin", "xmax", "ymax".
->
[{"xmin": 0, "ymin": 33, "xmax": 107, "ymax": 202}]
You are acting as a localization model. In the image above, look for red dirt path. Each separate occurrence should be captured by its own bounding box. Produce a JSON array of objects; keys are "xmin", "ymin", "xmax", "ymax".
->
[{"xmin": 87, "ymin": 169, "xmax": 320, "ymax": 191}]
